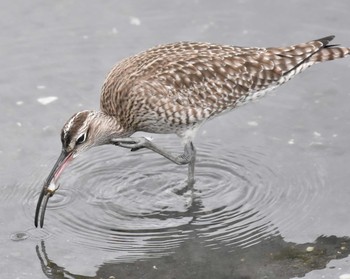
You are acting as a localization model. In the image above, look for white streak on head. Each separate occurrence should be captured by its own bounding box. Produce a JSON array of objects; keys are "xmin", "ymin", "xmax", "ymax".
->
[{"xmin": 63, "ymin": 110, "xmax": 91, "ymax": 138}]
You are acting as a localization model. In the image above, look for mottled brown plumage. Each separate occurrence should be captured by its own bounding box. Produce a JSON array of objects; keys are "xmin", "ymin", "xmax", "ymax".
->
[
  {"xmin": 35, "ymin": 35, "xmax": 350, "ymax": 228},
  {"xmin": 100, "ymin": 35, "xmax": 349, "ymax": 137}
]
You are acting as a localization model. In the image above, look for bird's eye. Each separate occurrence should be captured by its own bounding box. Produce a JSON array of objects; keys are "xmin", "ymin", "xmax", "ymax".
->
[{"xmin": 76, "ymin": 133, "xmax": 86, "ymax": 145}]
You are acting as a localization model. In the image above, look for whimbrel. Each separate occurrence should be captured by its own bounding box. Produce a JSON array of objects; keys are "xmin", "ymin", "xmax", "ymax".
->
[{"xmin": 35, "ymin": 35, "xmax": 350, "ymax": 227}]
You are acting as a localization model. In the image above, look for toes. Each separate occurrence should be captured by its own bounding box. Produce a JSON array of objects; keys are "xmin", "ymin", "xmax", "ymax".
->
[
  {"xmin": 112, "ymin": 137, "xmax": 150, "ymax": 150},
  {"xmin": 117, "ymin": 142, "xmax": 137, "ymax": 148}
]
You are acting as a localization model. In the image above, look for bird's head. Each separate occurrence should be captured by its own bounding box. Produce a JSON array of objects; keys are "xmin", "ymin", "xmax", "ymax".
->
[
  {"xmin": 35, "ymin": 110, "xmax": 125, "ymax": 227},
  {"xmin": 61, "ymin": 110, "xmax": 100, "ymax": 156}
]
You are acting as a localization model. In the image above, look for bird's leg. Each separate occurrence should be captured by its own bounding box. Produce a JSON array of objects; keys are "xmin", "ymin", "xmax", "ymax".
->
[
  {"xmin": 111, "ymin": 137, "xmax": 196, "ymax": 183},
  {"xmin": 186, "ymin": 142, "xmax": 196, "ymax": 184}
]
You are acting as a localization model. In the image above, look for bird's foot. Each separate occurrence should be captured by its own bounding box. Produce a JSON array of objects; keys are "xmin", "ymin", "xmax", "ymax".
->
[
  {"xmin": 173, "ymin": 179, "xmax": 195, "ymax": 196},
  {"xmin": 111, "ymin": 137, "xmax": 151, "ymax": 151}
]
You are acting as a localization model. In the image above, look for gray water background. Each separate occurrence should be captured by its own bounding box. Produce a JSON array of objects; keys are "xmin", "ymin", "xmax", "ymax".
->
[{"xmin": 1, "ymin": 0, "xmax": 350, "ymax": 278}]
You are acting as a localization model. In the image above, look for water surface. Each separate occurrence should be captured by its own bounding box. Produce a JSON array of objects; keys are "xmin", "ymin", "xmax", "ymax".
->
[{"xmin": 1, "ymin": 0, "xmax": 350, "ymax": 278}]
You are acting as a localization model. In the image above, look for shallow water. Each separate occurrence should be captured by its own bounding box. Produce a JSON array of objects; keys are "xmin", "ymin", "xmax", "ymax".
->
[{"xmin": 1, "ymin": 0, "xmax": 350, "ymax": 278}]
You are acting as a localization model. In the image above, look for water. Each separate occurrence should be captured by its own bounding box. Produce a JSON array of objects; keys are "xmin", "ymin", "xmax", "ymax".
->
[{"xmin": 1, "ymin": 0, "xmax": 350, "ymax": 278}]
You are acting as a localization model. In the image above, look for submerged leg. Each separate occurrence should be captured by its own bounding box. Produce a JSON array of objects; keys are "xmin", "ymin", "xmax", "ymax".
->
[
  {"xmin": 186, "ymin": 142, "xmax": 196, "ymax": 184},
  {"xmin": 111, "ymin": 137, "xmax": 196, "ymax": 182}
]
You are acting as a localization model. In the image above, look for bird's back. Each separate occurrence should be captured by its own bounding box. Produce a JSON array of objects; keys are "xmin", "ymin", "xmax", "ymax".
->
[{"xmin": 100, "ymin": 36, "xmax": 350, "ymax": 135}]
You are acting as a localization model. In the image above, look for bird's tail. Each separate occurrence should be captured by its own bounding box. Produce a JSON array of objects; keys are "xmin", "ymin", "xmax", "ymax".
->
[{"xmin": 309, "ymin": 36, "xmax": 350, "ymax": 63}]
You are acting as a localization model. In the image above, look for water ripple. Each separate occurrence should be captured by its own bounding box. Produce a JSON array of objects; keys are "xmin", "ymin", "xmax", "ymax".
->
[{"xmin": 18, "ymin": 140, "xmax": 325, "ymax": 260}]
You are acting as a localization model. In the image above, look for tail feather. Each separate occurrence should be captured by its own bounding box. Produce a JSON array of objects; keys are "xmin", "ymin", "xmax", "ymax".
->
[
  {"xmin": 310, "ymin": 36, "xmax": 350, "ymax": 63},
  {"xmin": 316, "ymin": 35, "xmax": 335, "ymax": 46},
  {"xmin": 310, "ymin": 46, "xmax": 350, "ymax": 63},
  {"xmin": 274, "ymin": 35, "xmax": 349, "ymax": 77}
]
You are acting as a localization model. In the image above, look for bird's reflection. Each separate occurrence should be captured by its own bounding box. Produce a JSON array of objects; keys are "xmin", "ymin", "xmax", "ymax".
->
[
  {"xmin": 35, "ymin": 232, "xmax": 350, "ymax": 279},
  {"xmin": 34, "ymin": 182, "xmax": 350, "ymax": 278},
  {"xmin": 36, "ymin": 241, "xmax": 86, "ymax": 279}
]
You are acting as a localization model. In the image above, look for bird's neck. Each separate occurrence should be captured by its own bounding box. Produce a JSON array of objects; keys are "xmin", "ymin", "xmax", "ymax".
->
[{"xmin": 94, "ymin": 111, "xmax": 132, "ymax": 144}]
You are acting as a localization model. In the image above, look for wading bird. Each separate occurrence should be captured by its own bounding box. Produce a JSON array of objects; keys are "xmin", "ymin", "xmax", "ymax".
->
[{"xmin": 35, "ymin": 35, "xmax": 350, "ymax": 227}]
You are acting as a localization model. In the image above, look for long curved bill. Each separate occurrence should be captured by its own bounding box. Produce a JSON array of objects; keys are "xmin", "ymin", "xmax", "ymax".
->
[{"xmin": 34, "ymin": 150, "xmax": 73, "ymax": 228}]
